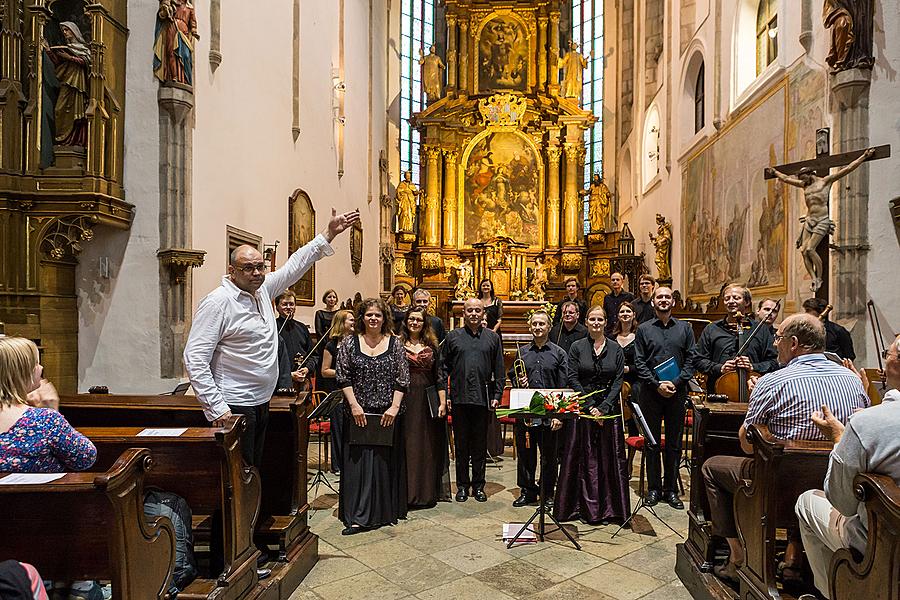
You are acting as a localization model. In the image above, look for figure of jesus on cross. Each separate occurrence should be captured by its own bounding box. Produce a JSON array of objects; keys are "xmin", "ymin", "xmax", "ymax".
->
[{"xmin": 766, "ymin": 146, "xmax": 876, "ymax": 292}]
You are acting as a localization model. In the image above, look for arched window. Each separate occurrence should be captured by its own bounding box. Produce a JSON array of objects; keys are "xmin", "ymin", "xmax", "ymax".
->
[
  {"xmin": 399, "ymin": 0, "xmax": 436, "ymax": 181},
  {"xmin": 755, "ymin": 0, "xmax": 777, "ymax": 76},
  {"xmin": 694, "ymin": 62, "xmax": 705, "ymax": 133},
  {"xmin": 572, "ymin": 1, "xmax": 604, "ymax": 234},
  {"xmin": 642, "ymin": 106, "xmax": 660, "ymax": 190}
]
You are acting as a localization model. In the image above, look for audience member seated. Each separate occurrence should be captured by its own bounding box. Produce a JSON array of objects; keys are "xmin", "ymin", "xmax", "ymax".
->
[
  {"xmin": 794, "ymin": 333, "xmax": 900, "ymax": 600},
  {"xmin": 0, "ymin": 560, "xmax": 48, "ymax": 600},
  {"xmin": 701, "ymin": 314, "xmax": 869, "ymax": 584}
]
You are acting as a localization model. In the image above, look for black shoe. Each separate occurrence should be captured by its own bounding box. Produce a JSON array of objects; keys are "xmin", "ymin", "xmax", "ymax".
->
[
  {"xmin": 455, "ymin": 488, "xmax": 469, "ymax": 502},
  {"xmin": 473, "ymin": 489, "xmax": 488, "ymax": 502},
  {"xmin": 645, "ymin": 489, "xmax": 661, "ymax": 507},
  {"xmin": 512, "ymin": 493, "xmax": 538, "ymax": 507},
  {"xmin": 665, "ymin": 491, "xmax": 684, "ymax": 509}
]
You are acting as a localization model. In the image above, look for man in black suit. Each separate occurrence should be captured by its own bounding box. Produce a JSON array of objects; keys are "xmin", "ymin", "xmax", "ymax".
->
[
  {"xmin": 412, "ymin": 288, "xmax": 446, "ymax": 344},
  {"xmin": 274, "ymin": 290, "xmax": 317, "ymax": 391}
]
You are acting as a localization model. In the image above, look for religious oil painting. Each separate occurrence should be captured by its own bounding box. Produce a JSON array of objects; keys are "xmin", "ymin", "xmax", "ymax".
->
[
  {"xmin": 288, "ymin": 189, "xmax": 315, "ymax": 305},
  {"xmin": 682, "ymin": 82, "xmax": 788, "ymax": 298},
  {"xmin": 462, "ymin": 132, "xmax": 541, "ymax": 247},
  {"xmin": 477, "ymin": 15, "xmax": 528, "ymax": 92}
]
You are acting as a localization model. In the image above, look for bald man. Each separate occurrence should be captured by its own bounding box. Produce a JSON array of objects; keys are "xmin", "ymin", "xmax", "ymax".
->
[{"xmin": 184, "ymin": 208, "xmax": 359, "ymax": 467}]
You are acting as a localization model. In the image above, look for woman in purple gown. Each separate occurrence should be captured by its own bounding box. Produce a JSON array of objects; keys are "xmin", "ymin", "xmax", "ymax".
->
[{"xmin": 554, "ymin": 305, "xmax": 630, "ymax": 525}]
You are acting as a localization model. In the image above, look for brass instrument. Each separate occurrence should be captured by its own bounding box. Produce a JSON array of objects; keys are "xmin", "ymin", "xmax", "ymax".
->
[
  {"xmin": 818, "ymin": 304, "xmax": 834, "ymax": 321},
  {"xmin": 513, "ymin": 340, "xmax": 528, "ymax": 388}
]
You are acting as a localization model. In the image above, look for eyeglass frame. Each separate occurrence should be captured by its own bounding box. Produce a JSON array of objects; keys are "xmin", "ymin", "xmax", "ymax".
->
[{"xmin": 235, "ymin": 263, "xmax": 269, "ymax": 274}]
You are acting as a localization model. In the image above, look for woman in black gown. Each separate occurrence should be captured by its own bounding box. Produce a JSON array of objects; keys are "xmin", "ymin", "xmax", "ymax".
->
[
  {"xmin": 389, "ymin": 285, "xmax": 410, "ymax": 334},
  {"xmin": 612, "ymin": 301, "xmax": 639, "ymax": 437},
  {"xmin": 319, "ymin": 309, "xmax": 355, "ymax": 473},
  {"xmin": 400, "ymin": 308, "xmax": 451, "ymax": 507},
  {"xmin": 554, "ymin": 305, "xmax": 630, "ymax": 525},
  {"xmin": 477, "ymin": 278, "xmax": 503, "ymax": 332},
  {"xmin": 336, "ymin": 298, "xmax": 409, "ymax": 534}
]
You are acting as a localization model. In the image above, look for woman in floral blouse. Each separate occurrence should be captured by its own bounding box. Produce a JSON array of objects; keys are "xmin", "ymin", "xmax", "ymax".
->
[{"xmin": 0, "ymin": 337, "xmax": 96, "ymax": 473}]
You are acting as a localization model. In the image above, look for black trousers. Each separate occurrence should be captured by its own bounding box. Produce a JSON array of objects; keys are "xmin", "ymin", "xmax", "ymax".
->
[
  {"xmin": 514, "ymin": 422, "xmax": 558, "ymax": 498},
  {"xmin": 229, "ymin": 402, "xmax": 270, "ymax": 467},
  {"xmin": 452, "ymin": 404, "xmax": 489, "ymax": 491},
  {"xmin": 638, "ymin": 389, "xmax": 685, "ymax": 493}
]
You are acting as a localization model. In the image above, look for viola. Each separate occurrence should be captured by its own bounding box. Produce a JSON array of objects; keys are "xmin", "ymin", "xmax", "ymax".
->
[{"xmin": 713, "ymin": 302, "xmax": 780, "ymax": 403}]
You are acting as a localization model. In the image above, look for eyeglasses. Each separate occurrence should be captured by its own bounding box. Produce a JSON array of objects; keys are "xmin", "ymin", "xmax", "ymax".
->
[
  {"xmin": 774, "ymin": 333, "xmax": 785, "ymax": 343},
  {"xmin": 884, "ymin": 349, "xmax": 896, "ymax": 360},
  {"xmin": 237, "ymin": 263, "xmax": 269, "ymax": 274}
]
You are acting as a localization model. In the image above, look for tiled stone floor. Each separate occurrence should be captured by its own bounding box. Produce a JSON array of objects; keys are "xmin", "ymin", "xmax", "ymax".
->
[{"xmin": 292, "ymin": 448, "xmax": 693, "ymax": 600}]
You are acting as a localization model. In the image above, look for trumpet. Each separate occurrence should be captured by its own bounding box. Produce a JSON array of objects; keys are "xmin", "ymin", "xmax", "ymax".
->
[
  {"xmin": 818, "ymin": 304, "xmax": 834, "ymax": 321},
  {"xmin": 513, "ymin": 341, "xmax": 528, "ymax": 388}
]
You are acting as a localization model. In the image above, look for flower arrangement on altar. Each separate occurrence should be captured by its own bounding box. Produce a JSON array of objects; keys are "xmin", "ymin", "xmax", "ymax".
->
[{"xmin": 523, "ymin": 302, "xmax": 557, "ymax": 323}]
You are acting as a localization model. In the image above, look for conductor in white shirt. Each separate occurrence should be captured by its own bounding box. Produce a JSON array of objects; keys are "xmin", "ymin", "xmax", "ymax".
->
[{"xmin": 184, "ymin": 208, "xmax": 360, "ymax": 467}]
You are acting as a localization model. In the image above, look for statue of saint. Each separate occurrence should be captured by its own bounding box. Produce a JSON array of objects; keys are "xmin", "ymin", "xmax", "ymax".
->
[
  {"xmin": 529, "ymin": 257, "xmax": 549, "ymax": 301},
  {"xmin": 395, "ymin": 171, "xmax": 420, "ymax": 233},
  {"xmin": 822, "ymin": 0, "xmax": 875, "ymax": 72},
  {"xmin": 453, "ymin": 257, "xmax": 475, "ymax": 300},
  {"xmin": 154, "ymin": 0, "xmax": 199, "ymax": 86},
  {"xmin": 649, "ymin": 213, "xmax": 672, "ymax": 282},
  {"xmin": 766, "ymin": 147, "xmax": 875, "ymax": 291},
  {"xmin": 419, "ymin": 45, "xmax": 446, "ymax": 103},
  {"xmin": 42, "ymin": 22, "xmax": 91, "ymax": 147},
  {"xmin": 579, "ymin": 173, "xmax": 612, "ymax": 233},
  {"xmin": 558, "ymin": 40, "xmax": 590, "ymax": 99}
]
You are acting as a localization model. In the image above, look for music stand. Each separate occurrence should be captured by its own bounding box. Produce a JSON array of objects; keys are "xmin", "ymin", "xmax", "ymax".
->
[
  {"xmin": 308, "ymin": 391, "xmax": 343, "ymax": 499},
  {"xmin": 612, "ymin": 398, "xmax": 683, "ymax": 539},
  {"xmin": 505, "ymin": 412, "xmax": 581, "ymax": 551}
]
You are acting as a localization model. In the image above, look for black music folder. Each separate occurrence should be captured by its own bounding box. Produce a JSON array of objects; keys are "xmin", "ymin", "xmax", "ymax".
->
[{"xmin": 349, "ymin": 413, "xmax": 395, "ymax": 446}]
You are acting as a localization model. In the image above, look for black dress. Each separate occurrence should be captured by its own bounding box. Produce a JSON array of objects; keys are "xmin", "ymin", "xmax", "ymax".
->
[
  {"xmin": 616, "ymin": 336, "xmax": 639, "ymax": 436},
  {"xmin": 390, "ymin": 304, "xmax": 409, "ymax": 334},
  {"xmin": 483, "ymin": 298, "xmax": 503, "ymax": 331},
  {"xmin": 336, "ymin": 335, "xmax": 410, "ymax": 529},
  {"xmin": 320, "ymin": 338, "xmax": 344, "ymax": 472}
]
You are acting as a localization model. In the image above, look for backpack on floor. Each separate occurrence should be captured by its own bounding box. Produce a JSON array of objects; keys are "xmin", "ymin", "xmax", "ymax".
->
[{"xmin": 143, "ymin": 488, "xmax": 198, "ymax": 596}]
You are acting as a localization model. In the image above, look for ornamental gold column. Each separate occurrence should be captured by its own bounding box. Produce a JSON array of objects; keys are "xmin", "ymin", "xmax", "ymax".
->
[
  {"xmin": 537, "ymin": 16, "xmax": 548, "ymax": 89},
  {"xmin": 459, "ymin": 19, "xmax": 469, "ymax": 92},
  {"xmin": 424, "ymin": 146, "xmax": 441, "ymax": 246},
  {"xmin": 442, "ymin": 150, "xmax": 458, "ymax": 247},
  {"xmin": 447, "ymin": 15, "xmax": 458, "ymax": 90},
  {"xmin": 563, "ymin": 142, "xmax": 579, "ymax": 246},
  {"xmin": 546, "ymin": 144, "xmax": 561, "ymax": 248},
  {"xmin": 549, "ymin": 11, "xmax": 560, "ymax": 94}
]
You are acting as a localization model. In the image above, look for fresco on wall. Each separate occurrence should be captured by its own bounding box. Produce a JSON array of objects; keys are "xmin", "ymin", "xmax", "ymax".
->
[
  {"xmin": 682, "ymin": 83, "xmax": 788, "ymax": 297},
  {"xmin": 463, "ymin": 132, "xmax": 540, "ymax": 247},
  {"xmin": 477, "ymin": 16, "xmax": 528, "ymax": 92}
]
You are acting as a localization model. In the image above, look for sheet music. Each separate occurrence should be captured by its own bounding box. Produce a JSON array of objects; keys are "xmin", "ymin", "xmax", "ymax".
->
[
  {"xmin": 137, "ymin": 428, "xmax": 187, "ymax": 437},
  {"xmin": 0, "ymin": 473, "xmax": 66, "ymax": 485}
]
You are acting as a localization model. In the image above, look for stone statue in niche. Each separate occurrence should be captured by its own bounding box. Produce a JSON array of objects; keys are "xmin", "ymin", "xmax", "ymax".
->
[
  {"xmin": 766, "ymin": 147, "xmax": 875, "ymax": 291},
  {"xmin": 558, "ymin": 40, "xmax": 590, "ymax": 99},
  {"xmin": 822, "ymin": 0, "xmax": 875, "ymax": 73},
  {"xmin": 154, "ymin": 0, "xmax": 199, "ymax": 86},
  {"xmin": 648, "ymin": 213, "xmax": 672, "ymax": 282},
  {"xmin": 394, "ymin": 170, "xmax": 421, "ymax": 233},
  {"xmin": 452, "ymin": 257, "xmax": 475, "ymax": 300},
  {"xmin": 42, "ymin": 22, "xmax": 90, "ymax": 147},
  {"xmin": 580, "ymin": 173, "xmax": 612, "ymax": 233},
  {"xmin": 419, "ymin": 45, "xmax": 446, "ymax": 103}
]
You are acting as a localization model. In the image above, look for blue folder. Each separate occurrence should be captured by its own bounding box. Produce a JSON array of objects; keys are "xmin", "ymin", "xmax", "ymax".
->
[{"xmin": 653, "ymin": 357, "xmax": 681, "ymax": 383}]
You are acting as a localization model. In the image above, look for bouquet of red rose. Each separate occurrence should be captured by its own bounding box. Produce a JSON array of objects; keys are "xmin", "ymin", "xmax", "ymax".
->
[{"xmin": 496, "ymin": 389, "xmax": 603, "ymax": 418}]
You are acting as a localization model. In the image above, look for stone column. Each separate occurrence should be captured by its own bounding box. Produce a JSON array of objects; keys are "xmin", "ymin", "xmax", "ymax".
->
[
  {"xmin": 537, "ymin": 16, "xmax": 548, "ymax": 89},
  {"xmin": 831, "ymin": 69, "xmax": 871, "ymax": 352},
  {"xmin": 546, "ymin": 145, "xmax": 561, "ymax": 248},
  {"xmin": 459, "ymin": 19, "xmax": 469, "ymax": 92},
  {"xmin": 424, "ymin": 146, "xmax": 442, "ymax": 246},
  {"xmin": 442, "ymin": 150, "xmax": 458, "ymax": 247},
  {"xmin": 446, "ymin": 15, "xmax": 458, "ymax": 90},
  {"xmin": 549, "ymin": 11, "xmax": 561, "ymax": 94},
  {"xmin": 563, "ymin": 142, "xmax": 579, "ymax": 246}
]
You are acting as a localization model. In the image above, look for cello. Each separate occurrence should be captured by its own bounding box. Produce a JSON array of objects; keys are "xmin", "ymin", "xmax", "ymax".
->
[{"xmin": 714, "ymin": 299, "xmax": 782, "ymax": 403}]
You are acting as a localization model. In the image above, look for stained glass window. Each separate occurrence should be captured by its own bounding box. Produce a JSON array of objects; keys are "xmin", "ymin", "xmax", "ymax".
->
[{"xmin": 399, "ymin": 0, "xmax": 435, "ymax": 182}]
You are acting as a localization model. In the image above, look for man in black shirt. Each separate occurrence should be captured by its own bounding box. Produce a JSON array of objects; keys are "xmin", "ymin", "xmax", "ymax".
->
[
  {"xmin": 603, "ymin": 272, "xmax": 636, "ymax": 335},
  {"xmin": 756, "ymin": 298, "xmax": 780, "ymax": 334},
  {"xmin": 508, "ymin": 309, "xmax": 565, "ymax": 507},
  {"xmin": 695, "ymin": 285, "xmax": 778, "ymax": 394},
  {"xmin": 633, "ymin": 274, "xmax": 656, "ymax": 324},
  {"xmin": 412, "ymin": 288, "xmax": 446, "ymax": 344},
  {"xmin": 553, "ymin": 278, "xmax": 588, "ymax": 326},
  {"xmin": 802, "ymin": 297, "xmax": 855, "ymax": 360},
  {"xmin": 549, "ymin": 301, "xmax": 589, "ymax": 353},
  {"xmin": 444, "ymin": 298, "xmax": 505, "ymax": 503},
  {"xmin": 274, "ymin": 291, "xmax": 318, "ymax": 391},
  {"xmin": 634, "ymin": 286, "xmax": 696, "ymax": 509}
]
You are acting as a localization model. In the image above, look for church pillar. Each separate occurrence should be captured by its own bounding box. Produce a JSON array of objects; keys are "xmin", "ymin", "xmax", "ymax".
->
[
  {"xmin": 459, "ymin": 19, "xmax": 469, "ymax": 93},
  {"xmin": 537, "ymin": 16, "xmax": 548, "ymax": 89},
  {"xmin": 831, "ymin": 69, "xmax": 871, "ymax": 352},
  {"xmin": 424, "ymin": 146, "xmax": 441, "ymax": 247},
  {"xmin": 442, "ymin": 150, "xmax": 458, "ymax": 247},
  {"xmin": 546, "ymin": 144, "xmax": 561, "ymax": 248},
  {"xmin": 447, "ymin": 15, "xmax": 458, "ymax": 90},
  {"xmin": 549, "ymin": 11, "xmax": 560, "ymax": 94},
  {"xmin": 563, "ymin": 142, "xmax": 579, "ymax": 246}
]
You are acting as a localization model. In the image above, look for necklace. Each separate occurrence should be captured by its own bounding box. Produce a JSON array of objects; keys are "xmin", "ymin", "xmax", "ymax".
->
[{"xmin": 363, "ymin": 333, "xmax": 384, "ymax": 348}]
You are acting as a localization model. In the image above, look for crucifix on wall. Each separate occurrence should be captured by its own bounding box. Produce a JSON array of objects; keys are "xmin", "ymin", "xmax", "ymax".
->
[{"xmin": 764, "ymin": 135, "xmax": 890, "ymax": 296}]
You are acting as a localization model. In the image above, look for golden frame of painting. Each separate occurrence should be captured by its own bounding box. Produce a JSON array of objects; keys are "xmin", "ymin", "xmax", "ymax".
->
[{"xmin": 474, "ymin": 11, "xmax": 534, "ymax": 94}]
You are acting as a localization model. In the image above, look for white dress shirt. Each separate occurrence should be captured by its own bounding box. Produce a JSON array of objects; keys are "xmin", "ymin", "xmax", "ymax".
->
[{"xmin": 184, "ymin": 234, "xmax": 334, "ymax": 420}]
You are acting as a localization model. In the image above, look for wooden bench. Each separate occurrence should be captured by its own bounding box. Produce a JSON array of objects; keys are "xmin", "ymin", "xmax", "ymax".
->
[
  {"xmin": 79, "ymin": 418, "xmax": 260, "ymax": 600},
  {"xmin": 60, "ymin": 393, "xmax": 317, "ymax": 599},
  {"xmin": 0, "ymin": 448, "xmax": 175, "ymax": 599},
  {"xmin": 829, "ymin": 473, "xmax": 900, "ymax": 600},
  {"xmin": 734, "ymin": 424, "xmax": 834, "ymax": 600}
]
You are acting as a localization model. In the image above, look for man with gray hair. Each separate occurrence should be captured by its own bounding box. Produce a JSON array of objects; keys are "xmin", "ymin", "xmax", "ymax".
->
[
  {"xmin": 702, "ymin": 312, "xmax": 869, "ymax": 584},
  {"xmin": 411, "ymin": 288, "xmax": 446, "ymax": 344}
]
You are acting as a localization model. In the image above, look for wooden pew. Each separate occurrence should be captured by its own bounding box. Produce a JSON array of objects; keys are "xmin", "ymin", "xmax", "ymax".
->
[
  {"xmin": 0, "ymin": 448, "xmax": 175, "ymax": 599},
  {"xmin": 79, "ymin": 418, "xmax": 260, "ymax": 600},
  {"xmin": 734, "ymin": 424, "xmax": 833, "ymax": 600},
  {"xmin": 829, "ymin": 473, "xmax": 900, "ymax": 600},
  {"xmin": 59, "ymin": 393, "xmax": 317, "ymax": 600}
]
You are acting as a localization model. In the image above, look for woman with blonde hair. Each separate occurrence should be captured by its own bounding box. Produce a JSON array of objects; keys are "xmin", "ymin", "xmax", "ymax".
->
[
  {"xmin": 0, "ymin": 337, "xmax": 96, "ymax": 473},
  {"xmin": 319, "ymin": 309, "xmax": 355, "ymax": 474}
]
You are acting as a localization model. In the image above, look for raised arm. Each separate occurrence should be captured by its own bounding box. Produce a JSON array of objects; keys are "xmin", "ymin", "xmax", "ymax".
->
[
  {"xmin": 825, "ymin": 147, "xmax": 876, "ymax": 184},
  {"xmin": 765, "ymin": 167, "xmax": 805, "ymax": 188}
]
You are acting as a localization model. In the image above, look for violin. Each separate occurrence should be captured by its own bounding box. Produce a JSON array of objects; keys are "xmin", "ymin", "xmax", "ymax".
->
[{"xmin": 713, "ymin": 302, "xmax": 780, "ymax": 403}]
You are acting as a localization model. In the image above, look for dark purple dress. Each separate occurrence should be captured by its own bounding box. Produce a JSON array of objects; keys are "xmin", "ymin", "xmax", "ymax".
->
[{"xmin": 554, "ymin": 337, "xmax": 631, "ymax": 524}]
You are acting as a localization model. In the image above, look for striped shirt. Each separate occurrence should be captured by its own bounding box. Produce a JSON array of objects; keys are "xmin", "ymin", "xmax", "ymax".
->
[{"xmin": 744, "ymin": 353, "xmax": 869, "ymax": 441}]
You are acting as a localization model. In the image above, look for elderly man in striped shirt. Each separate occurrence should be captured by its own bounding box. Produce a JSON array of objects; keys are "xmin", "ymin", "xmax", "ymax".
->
[{"xmin": 701, "ymin": 312, "xmax": 869, "ymax": 584}]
